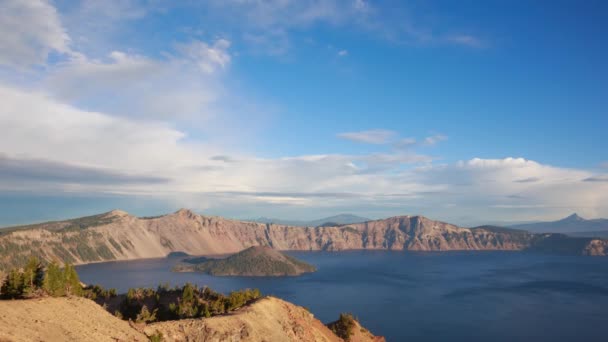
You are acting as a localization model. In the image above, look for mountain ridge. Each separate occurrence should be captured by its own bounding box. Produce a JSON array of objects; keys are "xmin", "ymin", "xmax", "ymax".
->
[
  {"xmin": 0, "ymin": 209, "xmax": 607, "ymax": 274},
  {"xmin": 511, "ymin": 213, "xmax": 608, "ymax": 233}
]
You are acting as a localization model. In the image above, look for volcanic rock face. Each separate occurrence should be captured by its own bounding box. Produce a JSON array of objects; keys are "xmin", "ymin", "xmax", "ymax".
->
[{"xmin": 0, "ymin": 209, "xmax": 606, "ymax": 272}]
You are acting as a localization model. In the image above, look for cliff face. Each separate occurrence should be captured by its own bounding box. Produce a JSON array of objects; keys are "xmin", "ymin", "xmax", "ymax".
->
[{"xmin": 1, "ymin": 209, "xmax": 606, "ymax": 272}]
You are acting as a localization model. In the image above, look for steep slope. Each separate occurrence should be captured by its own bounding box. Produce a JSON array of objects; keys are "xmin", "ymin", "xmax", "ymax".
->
[
  {"xmin": 145, "ymin": 296, "xmax": 384, "ymax": 342},
  {"xmin": 1, "ymin": 209, "xmax": 607, "ymax": 273},
  {"xmin": 176, "ymin": 246, "xmax": 317, "ymax": 276},
  {"xmin": 512, "ymin": 213, "xmax": 608, "ymax": 233},
  {"xmin": 0, "ymin": 297, "xmax": 148, "ymax": 342}
]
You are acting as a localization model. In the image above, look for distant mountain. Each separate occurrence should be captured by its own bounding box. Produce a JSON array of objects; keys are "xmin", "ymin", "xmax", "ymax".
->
[
  {"xmin": 175, "ymin": 246, "xmax": 316, "ymax": 276},
  {"xmin": 511, "ymin": 213, "xmax": 608, "ymax": 233},
  {"xmin": 1, "ymin": 209, "xmax": 607, "ymax": 275},
  {"xmin": 249, "ymin": 214, "xmax": 371, "ymax": 227}
]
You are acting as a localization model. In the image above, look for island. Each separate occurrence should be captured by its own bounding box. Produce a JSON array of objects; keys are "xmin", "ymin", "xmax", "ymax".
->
[{"xmin": 173, "ymin": 246, "xmax": 317, "ymax": 276}]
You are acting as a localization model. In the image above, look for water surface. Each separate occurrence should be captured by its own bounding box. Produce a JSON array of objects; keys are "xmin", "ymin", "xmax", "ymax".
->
[{"xmin": 76, "ymin": 251, "xmax": 608, "ymax": 341}]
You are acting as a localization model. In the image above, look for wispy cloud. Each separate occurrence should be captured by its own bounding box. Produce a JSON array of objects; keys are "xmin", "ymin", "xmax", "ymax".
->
[
  {"xmin": 423, "ymin": 134, "xmax": 448, "ymax": 146},
  {"xmin": 175, "ymin": 39, "xmax": 232, "ymax": 74},
  {"xmin": 514, "ymin": 177, "xmax": 541, "ymax": 183},
  {"xmin": 338, "ymin": 49, "xmax": 348, "ymax": 57},
  {"xmin": 445, "ymin": 34, "xmax": 484, "ymax": 48},
  {"xmin": 583, "ymin": 176, "xmax": 608, "ymax": 183},
  {"xmin": 338, "ymin": 129, "xmax": 396, "ymax": 144}
]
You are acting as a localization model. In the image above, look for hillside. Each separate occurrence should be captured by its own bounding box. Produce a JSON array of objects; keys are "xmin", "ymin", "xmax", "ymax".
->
[
  {"xmin": 0, "ymin": 295, "xmax": 382, "ymax": 342},
  {"xmin": 146, "ymin": 296, "xmax": 384, "ymax": 342},
  {"xmin": 0, "ymin": 297, "xmax": 148, "ymax": 342},
  {"xmin": 175, "ymin": 246, "xmax": 317, "ymax": 276},
  {"xmin": 511, "ymin": 213, "xmax": 608, "ymax": 233},
  {"xmin": 1, "ymin": 209, "xmax": 607, "ymax": 273}
]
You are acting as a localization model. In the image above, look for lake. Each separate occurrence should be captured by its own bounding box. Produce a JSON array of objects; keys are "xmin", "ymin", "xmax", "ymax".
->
[{"xmin": 76, "ymin": 251, "xmax": 608, "ymax": 341}]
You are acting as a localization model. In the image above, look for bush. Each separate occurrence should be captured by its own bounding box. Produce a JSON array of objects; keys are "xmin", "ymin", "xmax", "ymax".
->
[{"xmin": 328, "ymin": 313, "xmax": 357, "ymax": 341}]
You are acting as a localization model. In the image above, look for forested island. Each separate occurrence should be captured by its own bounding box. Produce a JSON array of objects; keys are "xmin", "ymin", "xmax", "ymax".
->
[{"xmin": 173, "ymin": 246, "xmax": 317, "ymax": 276}]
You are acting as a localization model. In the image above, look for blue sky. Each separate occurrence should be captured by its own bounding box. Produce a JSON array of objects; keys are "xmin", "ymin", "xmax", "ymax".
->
[{"xmin": 0, "ymin": 0, "xmax": 607, "ymax": 226}]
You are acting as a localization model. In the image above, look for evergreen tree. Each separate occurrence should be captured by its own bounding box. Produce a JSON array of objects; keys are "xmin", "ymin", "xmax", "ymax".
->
[
  {"xmin": 43, "ymin": 261, "xmax": 64, "ymax": 297},
  {"xmin": 63, "ymin": 264, "xmax": 82, "ymax": 296},
  {"xmin": 22, "ymin": 257, "xmax": 44, "ymax": 297},
  {"xmin": 1, "ymin": 269, "xmax": 24, "ymax": 298}
]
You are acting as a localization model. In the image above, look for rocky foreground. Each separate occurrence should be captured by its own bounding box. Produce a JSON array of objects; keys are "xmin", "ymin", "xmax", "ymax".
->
[
  {"xmin": 0, "ymin": 296, "xmax": 383, "ymax": 342},
  {"xmin": 1, "ymin": 209, "xmax": 607, "ymax": 273}
]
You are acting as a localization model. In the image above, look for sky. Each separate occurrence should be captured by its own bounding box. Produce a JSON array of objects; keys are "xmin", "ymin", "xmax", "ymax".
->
[{"xmin": 0, "ymin": 0, "xmax": 607, "ymax": 227}]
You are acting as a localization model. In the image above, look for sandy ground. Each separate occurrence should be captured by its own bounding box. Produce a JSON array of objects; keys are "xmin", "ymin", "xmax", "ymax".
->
[{"xmin": 0, "ymin": 297, "xmax": 147, "ymax": 342}]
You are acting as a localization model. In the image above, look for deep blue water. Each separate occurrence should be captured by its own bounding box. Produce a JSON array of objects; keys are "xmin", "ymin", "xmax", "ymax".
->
[{"xmin": 76, "ymin": 251, "xmax": 608, "ymax": 341}]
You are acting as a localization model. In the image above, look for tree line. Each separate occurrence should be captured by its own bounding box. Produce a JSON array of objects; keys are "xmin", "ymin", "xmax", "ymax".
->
[
  {"xmin": 1, "ymin": 258, "xmax": 262, "ymax": 326},
  {"xmin": 0, "ymin": 257, "xmax": 82, "ymax": 298}
]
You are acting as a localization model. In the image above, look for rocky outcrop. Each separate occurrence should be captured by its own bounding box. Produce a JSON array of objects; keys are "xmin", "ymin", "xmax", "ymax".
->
[
  {"xmin": 145, "ymin": 296, "xmax": 384, "ymax": 342},
  {"xmin": 1, "ymin": 209, "xmax": 606, "ymax": 272}
]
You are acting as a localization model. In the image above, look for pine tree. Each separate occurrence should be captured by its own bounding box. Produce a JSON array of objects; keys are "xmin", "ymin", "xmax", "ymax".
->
[
  {"xmin": 22, "ymin": 256, "xmax": 44, "ymax": 297},
  {"xmin": 63, "ymin": 264, "xmax": 82, "ymax": 296},
  {"xmin": 1, "ymin": 269, "xmax": 24, "ymax": 298},
  {"xmin": 43, "ymin": 261, "xmax": 64, "ymax": 297}
]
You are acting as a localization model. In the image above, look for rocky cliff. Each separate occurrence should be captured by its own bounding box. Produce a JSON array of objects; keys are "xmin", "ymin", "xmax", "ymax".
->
[{"xmin": 1, "ymin": 209, "xmax": 607, "ymax": 272}]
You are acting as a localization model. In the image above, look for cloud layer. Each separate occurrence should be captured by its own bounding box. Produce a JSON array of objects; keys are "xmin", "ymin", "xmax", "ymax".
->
[{"xmin": 0, "ymin": 0, "xmax": 605, "ymax": 225}]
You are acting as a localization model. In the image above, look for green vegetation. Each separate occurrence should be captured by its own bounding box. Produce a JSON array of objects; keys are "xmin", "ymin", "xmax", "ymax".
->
[
  {"xmin": 175, "ymin": 246, "xmax": 316, "ymax": 276},
  {"xmin": 148, "ymin": 331, "xmax": 164, "ymax": 342},
  {"xmin": 0, "ymin": 258, "xmax": 82, "ymax": 299},
  {"xmin": 327, "ymin": 313, "xmax": 357, "ymax": 341},
  {"xmin": 1, "ymin": 261, "xmax": 262, "ymax": 326},
  {"xmin": 109, "ymin": 282, "xmax": 261, "ymax": 323},
  {"xmin": 0, "ymin": 212, "xmax": 119, "ymax": 236}
]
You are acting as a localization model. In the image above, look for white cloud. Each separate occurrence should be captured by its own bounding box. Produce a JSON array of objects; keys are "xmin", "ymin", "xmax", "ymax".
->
[
  {"xmin": 423, "ymin": 134, "xmax": 448, "ymax": 145},
  {"xmin": 338, "ymin": 129, "xmax": 396, "ymax": 144},
  {"xmin": 413, "ymin": 157, "xmax": 608, "ymax": 221},
  {"xmin": 0, "ymin": 0, "xmax": 71, "ymax": 67},
  {"xmin": 1, "ymin": 88, "xmax": 606, "ymax": 223},
  {"xmin": 175, "ymin": 39, "xmax": 232, "ymax": 74},
  {"xmin": 44, "ymin": 43, "xmax": 230, "ymax": 120},
  {"xmin": 338, "ymin": 49, "xmax": 348, "ymax": 56}
]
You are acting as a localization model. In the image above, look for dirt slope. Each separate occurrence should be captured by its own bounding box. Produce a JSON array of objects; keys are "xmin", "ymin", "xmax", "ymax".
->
[
  {"xmin": 145, "ymin": 296, "xmax": 383, "ymax": 342},
  {"xmin": 0, "ymin": 297, "xmax": 147, "ymax": 342},
  {"xmin": 0, "ymin": 296, "xmax": 383, "ymax": 342}
]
